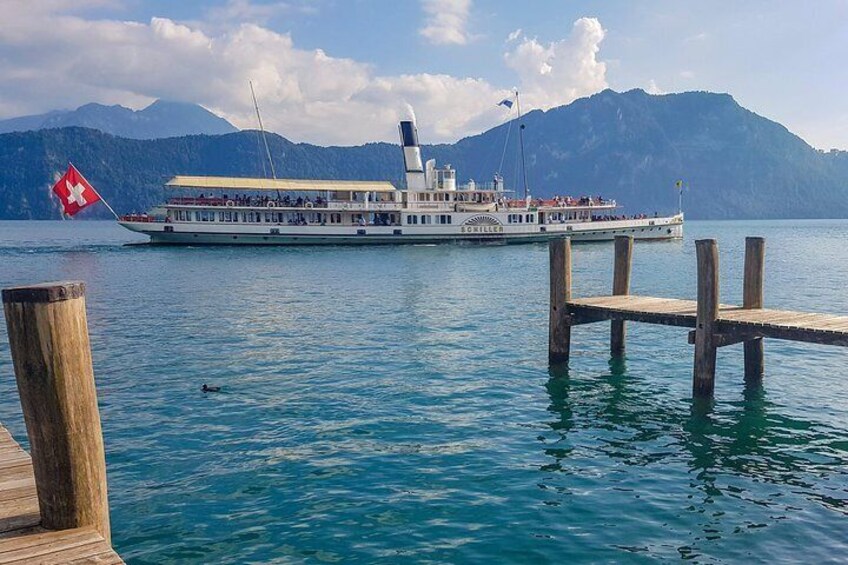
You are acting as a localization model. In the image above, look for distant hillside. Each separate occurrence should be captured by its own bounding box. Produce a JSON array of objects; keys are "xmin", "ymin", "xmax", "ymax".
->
[
  {"xmin": 1, "ymin": 89, "xmax": 847, "ymax": 220},
  {"xmin": 0, "ymin": 100, "xmax": 237, "ymax": 139}
]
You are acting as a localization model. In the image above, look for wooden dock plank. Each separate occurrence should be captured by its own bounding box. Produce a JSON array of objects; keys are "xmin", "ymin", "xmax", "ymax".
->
[
  {"xmin": 569, "ymin": 296, "xmax": 701, "ymax": 327},
  {"xmin": 566, "ymin": 294, "xmax": 848, "ymax": 346},
  {"xmin": 0, "ymin": 424, "xmax": 123, "ymax": 563},
  {"xmin": 0, "ymin": 427, "xmax": 38, "ymax": 537}
]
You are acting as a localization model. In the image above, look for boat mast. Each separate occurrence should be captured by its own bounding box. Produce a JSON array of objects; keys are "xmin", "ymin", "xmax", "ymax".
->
[
  {"xmin": 250, "ymin": 80, "xmax": 282, "ymax": 200},
  {"xmin": 250, "ymin": 81, "xmax": 277, "ymax": 181},
  {"xmin": 515, "ymin": 90, "xmax": 529, "ymax": 201}
]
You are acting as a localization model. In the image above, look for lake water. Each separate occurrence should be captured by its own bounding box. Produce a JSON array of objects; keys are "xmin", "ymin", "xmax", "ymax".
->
[{"xmin": 1, "ymin": 220, "xmax": 847, "ymax": 563}]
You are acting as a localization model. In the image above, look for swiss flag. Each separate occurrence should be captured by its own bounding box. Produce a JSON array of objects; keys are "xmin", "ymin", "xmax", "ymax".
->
[{"xmin": 52, "ymin": 164, "xmax": 101, "ymax": 217}]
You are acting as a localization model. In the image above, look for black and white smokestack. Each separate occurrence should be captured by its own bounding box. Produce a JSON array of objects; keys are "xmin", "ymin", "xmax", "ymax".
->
[
  {"xmin": 398, "ymin": 120, "xmax": 424, "ymax": 174},
  {"xmin": 399, "ymin": 120, "xmax": 419, "ymax": 148}
]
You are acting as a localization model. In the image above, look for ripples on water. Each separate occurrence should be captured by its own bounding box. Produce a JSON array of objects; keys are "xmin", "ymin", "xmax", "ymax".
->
[{"xmin": 1, "ymin": 220, "xmax": 847, "ymax": 563}]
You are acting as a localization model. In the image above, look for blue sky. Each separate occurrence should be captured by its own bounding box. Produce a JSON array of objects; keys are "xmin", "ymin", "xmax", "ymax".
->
[{"xmin": 3, "ymin": 1, "xmax": 847, "ymax": 148}]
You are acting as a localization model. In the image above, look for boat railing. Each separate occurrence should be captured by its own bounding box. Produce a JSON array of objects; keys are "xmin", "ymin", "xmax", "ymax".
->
[
  {"xmin": 165, "ymin": 197, "xmax": 405, "ymax": 211},
  {"xmin": 407, "ymin": 202, "xmax": 455, "ymax": 211},
  {"xmin": 168, "ymin": 197, "xmax": 332, "ymax": 208},
  {"xmin": 524, "ymin": 198, "xmax": 618, "ymax": 209},
  {"xmin": 324, "ymin": 201, "xmax": 402, "ymax": 211},
  {"xmin": 120, "ymin": 214, "xmax": 165, "ymax": 223}
]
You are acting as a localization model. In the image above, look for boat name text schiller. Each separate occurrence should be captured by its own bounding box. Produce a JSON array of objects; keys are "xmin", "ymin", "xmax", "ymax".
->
[{"xmin": 461, "ymin": 225, "xmax": 504, "ymax": 234}]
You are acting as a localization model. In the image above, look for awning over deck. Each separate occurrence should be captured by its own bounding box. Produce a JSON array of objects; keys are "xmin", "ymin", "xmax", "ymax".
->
[{"xmin": 166, "ymin": 176, "xmax": 398, "ymax": 193}]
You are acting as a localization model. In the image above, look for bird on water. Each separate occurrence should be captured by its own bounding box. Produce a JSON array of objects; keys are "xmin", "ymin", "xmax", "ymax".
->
[{"xmin": 201, "ymin": 384, "xmax": 221, "ymax": 393}]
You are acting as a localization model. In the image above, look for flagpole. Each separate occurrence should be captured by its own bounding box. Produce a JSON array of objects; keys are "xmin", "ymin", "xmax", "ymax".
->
[
  {"xmin": 68, "ymin": 161, "xmax": 120, "ymax": 220},
  {"xmin": 515, "ymin": 90, "xmax": 529, "ymax": 202}
]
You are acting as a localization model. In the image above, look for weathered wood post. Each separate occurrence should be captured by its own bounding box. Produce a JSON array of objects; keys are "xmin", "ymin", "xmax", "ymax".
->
[
  {"xmin": 693, "ymin": 240, "xmax": 719, "ymax": 397},
  {"xmin": 742, "ymin": 237, "xmax": 765, "ymax": 382},
  {"xmin": 549, "ymin": 237, "xmax": 572, "ymax": 364},
  {"xmin": 2, "ymin": 282, "xmax": 111, "ymax": 542},
  {"xmin": 610, "ymin": 235, "xmax": 633, "ymax": 356}
]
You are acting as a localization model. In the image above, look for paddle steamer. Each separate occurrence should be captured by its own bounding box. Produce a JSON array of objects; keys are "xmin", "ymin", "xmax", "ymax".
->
[{"xmin": 119, "ymin": 120, "xmax": 683, "ymax": 245}]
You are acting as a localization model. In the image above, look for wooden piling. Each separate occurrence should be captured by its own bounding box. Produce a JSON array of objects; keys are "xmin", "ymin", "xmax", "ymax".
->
[
  {"xmin": 1, "ymin": 282, "xmax": 111, "ymax": 542},
  {"xmin": 693, "ymin": 240, "xmax": 719, "ymax": 397},
  {"xmin": 549, "ymin": 238, "xmax": 572, "ymax": 364},
  {"xmin": 610, "ymin": 235, "xmax": 633, "ymax": 356},
  {"xmin": 743, "ymin": 237, "xmax": 765, "ymax": 382}
]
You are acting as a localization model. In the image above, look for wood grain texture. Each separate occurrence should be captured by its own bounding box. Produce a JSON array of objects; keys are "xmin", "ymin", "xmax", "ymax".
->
[
  {"xmin": 0, "ymin": 424, "xmax": 123, "ymax": 562},
  {"xmin": 0, "ymin": 427, "xmax": 39, "ymax": 536},
  {"xmin": 1, "ymin": 282, "xmax": 86, "ymax": 305},
  {"xmin": 742, "ymin": 237, "xmax": 765, "ymax": 382},
  {"xmin": 2, "ymin": 287, "xmax": 110, "ymax": 543},
  {"xmin": 548, "ymin": 238, "xmax": 572, "ymax": 364},
  {"xmin": 610, "ymin": 236, "xmax": 633, "ymax": 356},
  {"xmin": 693, "ymin": 240, "xmax": 720, "ymax": 397}
]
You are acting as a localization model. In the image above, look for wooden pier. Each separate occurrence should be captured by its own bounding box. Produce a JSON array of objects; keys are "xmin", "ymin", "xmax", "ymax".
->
[
  {"xmin": 549, "ymin": 236, "xmax": 848, "ymax": 397},
  {"xmin": 0, "ymin": 282, "xmax": 123, "ymax": 564}
]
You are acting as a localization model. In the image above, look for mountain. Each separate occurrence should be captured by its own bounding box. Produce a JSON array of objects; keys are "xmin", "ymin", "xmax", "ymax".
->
[
  {"xmin": 0, "ymin": 100, "xmax": 238, "ymax": 139},
  {"xmin": 1, "ymin": 89, "xmax": 846, "ymax": 220}
]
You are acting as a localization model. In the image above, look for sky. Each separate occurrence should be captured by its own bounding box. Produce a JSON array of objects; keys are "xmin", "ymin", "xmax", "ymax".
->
[{"xmin": 2, "ymin": 0, "xmax": 847, "ymax": 148}]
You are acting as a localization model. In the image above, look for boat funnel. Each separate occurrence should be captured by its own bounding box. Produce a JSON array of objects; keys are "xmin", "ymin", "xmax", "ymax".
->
[{"xmin": 398, "ymin": 120, "xmax": 426, "ymax": 190}]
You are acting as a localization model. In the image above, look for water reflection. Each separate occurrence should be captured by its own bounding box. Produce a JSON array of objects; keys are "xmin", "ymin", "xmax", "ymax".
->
[
  {"xmin": 540, "ymin": 364, "xmax": 573, "ymax": 472},
  {"xmin": 542, "ymin": 360, "xmax": 848, "ymax": 516}
]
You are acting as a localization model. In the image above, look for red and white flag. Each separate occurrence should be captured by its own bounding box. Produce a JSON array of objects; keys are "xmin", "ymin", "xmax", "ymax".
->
[{"xmin": 52, "ymin": 164, "xmax": 102, "ymax": 217}]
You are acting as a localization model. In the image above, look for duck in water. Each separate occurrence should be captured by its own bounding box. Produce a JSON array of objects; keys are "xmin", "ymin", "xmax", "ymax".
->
[{"xmin": 201, "ymin": 384, "xmax": 221, "ymax": 393}]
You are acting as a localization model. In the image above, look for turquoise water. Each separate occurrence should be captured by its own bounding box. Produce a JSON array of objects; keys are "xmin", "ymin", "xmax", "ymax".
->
[{"xmin": 1, "ymin": 220, "xmax": 847, "ymax": 563}]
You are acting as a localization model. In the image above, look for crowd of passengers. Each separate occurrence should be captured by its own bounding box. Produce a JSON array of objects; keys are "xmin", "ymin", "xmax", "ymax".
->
[
  {"xmin": 546, "ymin": 195, "xmax": 609, "ymax": 207},
  {"xmin": 591, "ymin": 213, "xmax": 656, "ymax": 221},
  {"xmin": 174, "ymin": 194, "xmax": 614, "ymax": 208},
  {"xmin": 172, "ymin": 194, "xmax": 329, "ymax": 207}
]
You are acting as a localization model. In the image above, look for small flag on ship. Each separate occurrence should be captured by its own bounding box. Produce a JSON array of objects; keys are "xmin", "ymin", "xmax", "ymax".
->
[
  {"xmin": 51, "ymin": 164, "xmax": 116, "ymax": 218},
  {"xmin": 497, "ymin": 98, "xmax": 514, "ymax": 109}
]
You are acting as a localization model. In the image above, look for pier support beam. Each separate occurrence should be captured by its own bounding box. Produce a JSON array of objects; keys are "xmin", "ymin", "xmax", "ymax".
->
[
  {"xmin": 549, "ymin": 238, "xmax": 572, "ymax": 364},
  {"xmin": 610, "ymin": 235, "xmax": 633, "ymax": 356},
  {"xmin": 2, "ymin": 282, "xmax": 111, "ymax": 542},
  {"xmin": 743, "ymin": 237, "xmax": 765, "ymax": 383},
  {"xmin": 693, "ymin": 240, "xmax": 719, "ymax": 398}
]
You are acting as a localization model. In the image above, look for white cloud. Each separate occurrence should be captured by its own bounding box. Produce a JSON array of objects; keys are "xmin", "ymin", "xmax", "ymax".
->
[
  {"xmin": 0, "ymin": 4, "xmax": 609, "ymax": 145},
  {"xmin": 506, "ymin": 28, "xmax": 522, "ymax": 43},
  {"xmin": 419, "ymin": 0, "xmax": 474, "ymax": 46},
  {"xmin": 680, "ymin": 70, "xmax": 696, "ymax": 79},
  {"xmin": 646, "ymin": 79, "xmax": 665, "ymax": 95},
  {"xmin": 503, "ymin": 18, "xmax": 608, "ymax": 111}
]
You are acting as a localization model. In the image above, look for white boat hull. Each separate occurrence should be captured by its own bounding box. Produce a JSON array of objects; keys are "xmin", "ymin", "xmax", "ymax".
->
[{"xmin": 120, "ymin": 214, "xmax": 683, "ymax": 246}]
